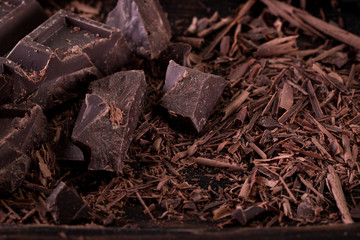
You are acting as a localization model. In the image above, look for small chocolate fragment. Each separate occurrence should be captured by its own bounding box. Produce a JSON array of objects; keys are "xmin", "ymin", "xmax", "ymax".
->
[
  {"xmin": 47, "ymin": 182, "xmax": 91, "ymax": 224},
  {"xmin": 297, "ymin": 201, "xmax": 314, "ymax": 219},
  {"xmin": 232, "ymin": 205, "xmax": 267, "ymax": 225},
  {"xmin": 0, "ymin": 0, "xmax": 47, "ymax": 56},
  {"xmin": 0, "ymin": 57, "xmax": 33, "ymax": 105},
  {"xmin": 157, "ymin": 42, "xmax": 191, "ymax": 73},
  {"xmin": 72, "ymin": 71, "xmax": 147, "ymax": 173},
  {"xmin": 160, "ymin": 60, "xmax": 228, "ymax": 133},
  {"xmin": 0, "ymin": 104, "xmax": 49, "ymax": 195},
  {"xmin": 106, "ymin": 0, "xmax": 171, "ymax": 59}
]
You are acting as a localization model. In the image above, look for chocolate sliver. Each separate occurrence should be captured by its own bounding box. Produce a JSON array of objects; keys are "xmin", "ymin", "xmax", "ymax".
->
[{"xmin": 46, "ymin": 181, "xmax": 91, "ymax": 224}]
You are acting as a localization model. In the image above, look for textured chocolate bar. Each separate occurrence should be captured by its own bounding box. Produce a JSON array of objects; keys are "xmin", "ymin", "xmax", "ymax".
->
[
  {"xmin": 6, "ymin": 10, "xmax": 135, "ymax": 109},
  {"xmin": 160, "ymin": 60, "xmax": 228, "ymax": 133},
  {"xmin": 8, "ymin": 10, "xmax": 132, "ymax": 76},
  {"xmin": 0, "ymin": 0, "xmax": 47, "ymax": 55},
  {"xmin": 72, "ymin": 71, "xmax": 146, "ymax": 173},
  {"xmin": 47, "ymin": 181, "xmax": 91, "ymax": 224},
  {"xmin": 0, "ymin": 103, "xmax": 48, "ymax": 195},
  {"xmin": 106, "ymin": 0, "xmax": 171, "ymax": 59}
]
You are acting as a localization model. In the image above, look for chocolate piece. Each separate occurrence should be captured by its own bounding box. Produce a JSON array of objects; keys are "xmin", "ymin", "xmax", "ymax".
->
[
  {"xmin": 106, "ymin": 0, "xmax": 171, "ymax": 59},
  {"xmin": 232, "ymin": 205, "xmax": 267, "ymax": 225},
  {"xmin": 0, "ymin": 104, "xmax": 48, "ymax": 195},
  {"xmin": 0, "ymin": 144, "xmax": 31, "ymax": 195},
  {"xmin": 29, "ymin": 66, "xmax": 101, "ymax": 110},
  {"xmin": 0, "ymin": 57, "xmax": 33, "ymax": 105},
  {"xmin": 72, "ymin": 71, "xmax": 147, "ymax": 173},
  {"xmin": 54, "ymin": 117, "xmax": 85, "ymax": 162},
  {"xmin": 160, "ymin": 60, "xmax": 228, "ymax": 133},
  {"xmin": 56, "ymin": 139, "xmax": 84, "ymax": 162},
  {"xmin": 7, "ymin": 10, "xmax": 132, "ymax": 77},
  {"xmin": 47, "ymin": 181, "xmax": 91, "ymax": 224},
  {"xmin": 0, "ymin": 0, "xmax": 47, "ymax": 56},
  {"xmin": 157, "ymin": 42, "xmax": 191, "ymax": 73}
]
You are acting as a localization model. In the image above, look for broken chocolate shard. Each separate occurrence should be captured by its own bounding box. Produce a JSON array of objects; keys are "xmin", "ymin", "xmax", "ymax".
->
[
  {"xmin": 54, "ymin": 116, "xmax": 85, "ymax": 162},
  {"xmin": 0, "ymin": 0, "xmax": 47, "ymax": 56},
  {"xmin": 257, "ymin": 116, "xmax": 281, "ymax": 129},
  {"xmin": 157, "ymin": 42, "xmax": 191, "ymax": 73},
  {"xmin": 29, "ymin": 66, "xmax": 101, "ymax": 110},
  {"xmin": 232, "ymin": 205, "xmax": 267, "ymax": 225},
  {"xmin": 56, "ymin": 139, "xmax": 84, "ymax": 162},
  {"xmin": 106, "ymin": 0, "xmax": 171, "ymax": 59},
  {"xmin": 72, "ymin": 71, "xmax": 147, "ymax": 173},
  {"xmin": 160, "ymin": 60, "xmax": 228, "ymax": 133},
  {"xmin": 47, "ymin": 181, "xmax": 91, "ymax": 224},
  {"xmin": 0, "ymin": 144, "xmax": 31, "ymax": 195},
  {"xmin": 0, "ymin": 103, "xmax": 49, "ymax": 195}
]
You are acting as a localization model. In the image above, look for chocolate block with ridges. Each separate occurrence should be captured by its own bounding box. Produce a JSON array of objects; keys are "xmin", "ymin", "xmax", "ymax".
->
[{"xmin": 0, "ymin": 0, "xmax": 47, "ymax": 55}]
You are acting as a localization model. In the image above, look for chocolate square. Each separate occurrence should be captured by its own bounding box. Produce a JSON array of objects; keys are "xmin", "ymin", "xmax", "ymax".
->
[
  {"xmin": 7, "ymin": 10, "xmax": 132, "ymax": 77},
  {"xmin": 0, "ymin": 0, "xmax": 47, "ymax": 56}
]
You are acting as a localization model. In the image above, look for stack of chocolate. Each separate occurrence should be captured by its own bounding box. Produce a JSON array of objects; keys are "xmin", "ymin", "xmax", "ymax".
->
[{"xmin": 0, "ymin": 0, "xmax": 226, "ymax": 224}]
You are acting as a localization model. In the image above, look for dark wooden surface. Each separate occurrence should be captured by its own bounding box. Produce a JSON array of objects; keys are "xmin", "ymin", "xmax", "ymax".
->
[{"xmin": 1, "ymin": 223, "xmax": 360, "ymax": 240}]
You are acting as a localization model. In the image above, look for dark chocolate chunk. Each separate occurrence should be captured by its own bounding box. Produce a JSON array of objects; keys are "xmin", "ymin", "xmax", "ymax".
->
[
  {"xmin": 157, "ymin": 42, "xmax": 191, "ymax": 73},
  {"xmin": 29, "ymin": 66, "xmax": 101, "ymax": 110},
  {"xmin": 0, "ymin": 144, "xmax": 31, "ymax": 195},
  {"xmin": 0, "ymin": 0, "xmax": 47, "ymax": 56},
  {"xmin": 106, "ymin": 0, "xmax": 171, "ymax": 59},
  {"xmin": 56, "ymin": 139, "xmax": 84, "ymax": 162},
  {"xmin": 0, "ymin": 57, "xmax": 34, "ymax": 105},
  {"xmin": 160, "ymin": 60, "xmax": 228, "ymax": 133},
  {"xmin": 47, "ymin": 181, "xmax": 91, "ymax": 224},
  {"xmin": 257, "ymin": 116, "xmax": 281, "ymax": 129},
  {"xmin": 232, "ymin": 205, "xmax": 267, "ymax": 225},
  {"xmin": 72, "ymin": 71, "xmax": 147, "ymax": 173},
  {"xmin": 0, "ymin": 104, "xmax": 49, "ymax": 195},
  {"xmin": 54, "ymin": 117, "xmax": 85, "ymax": 162},
  {"xmin": 7, "ymin": 10, "xmax": 132, "ymax": 77}
]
